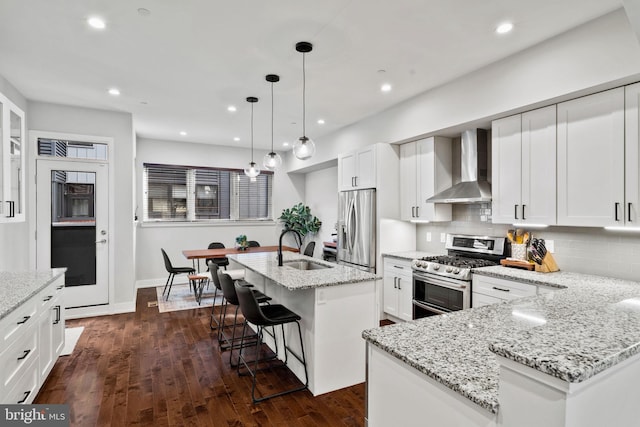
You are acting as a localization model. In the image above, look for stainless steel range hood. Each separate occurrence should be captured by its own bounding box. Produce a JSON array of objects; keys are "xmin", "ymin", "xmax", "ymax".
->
[{"xmin": 426, "ymin": 129, "xmax": 491, "ymax": 204}]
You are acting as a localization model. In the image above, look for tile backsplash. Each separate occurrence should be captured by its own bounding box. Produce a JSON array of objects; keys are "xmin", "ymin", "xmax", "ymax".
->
[{"xmin": 417, "ymin": 219, "xmax": 640, "ymax": 282}]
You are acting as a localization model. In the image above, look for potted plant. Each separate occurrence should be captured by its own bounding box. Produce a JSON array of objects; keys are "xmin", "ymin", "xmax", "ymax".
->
[
  {"xmin": 235, "ymin": 234, "xmax": 248, "ymax": 250},
  {"xmin": 278, "ymin": 203, "xmax": 322, "ymax": 249}
]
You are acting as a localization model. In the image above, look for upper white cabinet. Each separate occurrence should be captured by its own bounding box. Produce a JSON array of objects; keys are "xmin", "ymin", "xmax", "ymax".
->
[
  {"xmin": 338, "ymin": 146, "xmax": 376, "ymax": 191},
  {"xmin": 557, "ymin": 87, "xmax": 625, "ymax": 227},
  {"xmin": 492, "ymin": 105, "xmax": 556, "ymax": 225},
  {"xmin": 625, "ymin": 82, "xmax": 640, "ymax": 226},
  {"xmin": 0, "ymin": 92, "xmax": 26, "ymax": 223},
  {"xmin": 400, "ymin": 137, "xmax": 452, "ymax": 222}
]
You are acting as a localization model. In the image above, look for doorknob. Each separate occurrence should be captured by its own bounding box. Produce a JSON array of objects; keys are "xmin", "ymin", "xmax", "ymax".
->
[{"xmin": 95, "ymin": 239, "xmax": 107, "ymax": 244}]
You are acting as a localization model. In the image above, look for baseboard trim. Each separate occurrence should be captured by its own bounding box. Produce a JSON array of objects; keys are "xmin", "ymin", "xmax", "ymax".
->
[{"xmin": 65, "ymin": 300, "xmax": 136, "ymax": 320}]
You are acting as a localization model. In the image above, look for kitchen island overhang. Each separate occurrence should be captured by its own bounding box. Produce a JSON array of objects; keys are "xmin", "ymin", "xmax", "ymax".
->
[{"xmin": 228, "ymin": 251, "xmax": 379, "ymax": 395}]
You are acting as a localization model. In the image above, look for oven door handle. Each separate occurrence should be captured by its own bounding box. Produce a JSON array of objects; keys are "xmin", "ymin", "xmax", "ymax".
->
[
  {"xmin": 412, "ymin": 273, "xmax": 468, "ymax": 290},
  {"xmin": 413, "ymin": 300, "xmax": 449, "ymax": 316}
]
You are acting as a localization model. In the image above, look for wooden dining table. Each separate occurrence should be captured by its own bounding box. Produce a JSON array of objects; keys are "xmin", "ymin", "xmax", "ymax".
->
[{"xmin": 182, "ymin": 245, "xmax": 299, "ymax": 270}]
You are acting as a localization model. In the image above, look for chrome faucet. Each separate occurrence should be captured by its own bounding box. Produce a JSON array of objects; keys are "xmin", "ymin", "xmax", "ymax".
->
[{"xmin": 278, "ymin": 229, "xmax": 302, "ymax": 266}]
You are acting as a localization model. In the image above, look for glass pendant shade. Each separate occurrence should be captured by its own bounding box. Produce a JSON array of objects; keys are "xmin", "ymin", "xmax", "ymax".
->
[
  {"xmin": 244, "ymin": 161, "xmax": 260, "ymax": 178},
  {"xmin": 293, "ymin": 136, "xmax": 316, "ymax": 160},
  {"xmin": 263, "ymin": 151, "xmax": 282, "ymax": 170}
]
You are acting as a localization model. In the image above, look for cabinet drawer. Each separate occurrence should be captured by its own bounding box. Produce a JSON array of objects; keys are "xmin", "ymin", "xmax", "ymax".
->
[
  {"xmin": 0, "ymin": 326, "xmax": 38, "ymax": 392},
  {"xmin": 383, "ymin": 259, "xmax": 412, "ymax": 276},
  {"xmin": 472, "ymin": 292, "xmax": 505, "ymax": 307},
  {"xmin": 0, "ymin": 299, "xmax": 38, "ymax": 348},
  {"xmin": 472, "ymin": 275, "xmax": 537, "ymax": 301},
  {"xmin": 3, "ymin": 358, "xmax": 38, "ymax": 404}
]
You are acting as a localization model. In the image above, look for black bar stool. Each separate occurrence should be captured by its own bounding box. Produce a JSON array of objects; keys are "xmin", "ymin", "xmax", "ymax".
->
[
  {"xmin": 234, "ymin": 283, "xmax": 309, "ymax": 403},
  {"xmin": 217, "ymin": 272, "xmax": 271, "ymax": 364},
  {"xmin": 208, "ymin": 261, "xmax": 244, "ymax": 332}
]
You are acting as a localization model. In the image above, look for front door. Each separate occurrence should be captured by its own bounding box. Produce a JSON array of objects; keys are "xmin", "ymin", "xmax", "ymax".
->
[{"xmin": 36, "ymin": 158, "xmax": 109, "ymax": 308}]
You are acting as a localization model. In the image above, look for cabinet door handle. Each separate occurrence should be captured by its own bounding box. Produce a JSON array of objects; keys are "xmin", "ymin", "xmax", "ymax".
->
[
  {"xmin": 393, "ymin": 277, "xmax": 397, "ymax": 289},
  {"xmin": 629, "ymin": 203, "xmax": 633, "ymax": 222},
  {"xmin": 411, "ymin": 206, "xmax": 415, "ymax": 217},
  {"xmin": 43, "ymin": 295, "xmax": 53, "ymax": 302},
  {"xmin": 17, "ymin": 349, "xmax": 31, "ymax": 360},
  {"xmin": 6, "ymin": 201, "xmax": 15, "ymax": 218},
  {"xmin": 53, "ymin": 305, "xmax": 61, "ymax": 324},
  {"xmin": 57, "ymin": 285, "xmax": 64, "ymax": 290},
  {"xmin": 16, "ymin": 316, "xmax": 31, "ymax": 325},
  {"xmin": 416, "ymin": 206, "xmax": 419, "ymax": 217},
  {"xmin": 492, "ymin": 286, "xmax": 510, "ymax": 292},
  {"xmin": 397, "ymin": 278, "xmax": 401, "ymax": 290},
  {"xmin": 354, "ymin": 176, "xmax": 358, "ymax": 187},
  {"xmin": 522, "ymin": 204, "xmax": 526, "ymax": 220},
  {"xmin": 615, "ymin": 202, "xmax": 620, "ymax": 221},
  {"xmin": 514, "ymin": 205, "xmax": 519, "ymax": 220},
  {"xmin": 17, "ymin": 391, "xmax": 31, "ymax": 404}
]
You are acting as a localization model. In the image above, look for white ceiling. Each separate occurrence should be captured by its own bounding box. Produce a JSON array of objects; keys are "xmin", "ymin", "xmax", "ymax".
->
[{"xmin": 0, "ymin": 0, "xmax": 623, "ymax": 151}]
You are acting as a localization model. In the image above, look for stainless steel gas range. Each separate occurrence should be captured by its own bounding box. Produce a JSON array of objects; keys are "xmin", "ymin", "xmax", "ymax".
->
[{"xmin": 411, "ymin": 234, "xmax": 507, "ymax": 319}]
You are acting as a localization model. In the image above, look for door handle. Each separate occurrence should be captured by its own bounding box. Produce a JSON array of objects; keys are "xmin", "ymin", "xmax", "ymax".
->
[
  {"xmin": 95, "ymin": 239, "xmax": 107, "ymax": 244},
  {"xmin": 522, "ymin": 204, "xmax": 526, "ymax": 220},
  {"xmin": 393, "ymin": 277, "xmax": 397, "ymax": 289},
  {"xmin": 514, "ymin": 204, "xmax": 519, "ymax": 220},
  {"xmin": 615, "ymin": 202, "xmax": 620, "ymax": 221},
  {"xmin": 411, "ymin": 206, "xmax": 415, "ymax": 218},
  {"xmin": 629, "ymin": 203, "xmax": 632, "ymax": 222},
  {"xmin": 397, "ymin": 278, "xmax": 401, "ymax": 290}
]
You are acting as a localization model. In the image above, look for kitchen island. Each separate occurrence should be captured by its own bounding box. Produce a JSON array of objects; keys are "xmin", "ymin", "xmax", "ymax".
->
[
  {"xmin": 228, "ymin": 251, "xmax": 378, "ymax": 395},
  {"xmin": 363, "ymin": 266, "xmax": 640, "ymax": 427}
]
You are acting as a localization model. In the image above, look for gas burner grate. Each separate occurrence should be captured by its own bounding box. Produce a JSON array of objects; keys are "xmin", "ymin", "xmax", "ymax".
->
[{"xmin": 419, "ymin": 256, "xmax": 498, "ymax": 269}]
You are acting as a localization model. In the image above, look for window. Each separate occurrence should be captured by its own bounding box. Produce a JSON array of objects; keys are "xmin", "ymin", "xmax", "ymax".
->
[{"xmin": 143, "ymin": 163, "xmax": 273, "ymax": 222}]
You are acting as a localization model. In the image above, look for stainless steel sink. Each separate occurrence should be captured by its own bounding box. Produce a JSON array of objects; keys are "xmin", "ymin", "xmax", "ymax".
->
[{"xmin": 282, "ymin": 260, "xmax": 334, "ymax": 271}]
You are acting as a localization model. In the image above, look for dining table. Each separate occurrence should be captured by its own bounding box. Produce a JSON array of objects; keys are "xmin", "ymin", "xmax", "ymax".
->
[{"xmin": 182, "ymin": 245, "xmax": 299, "ymax": 271}]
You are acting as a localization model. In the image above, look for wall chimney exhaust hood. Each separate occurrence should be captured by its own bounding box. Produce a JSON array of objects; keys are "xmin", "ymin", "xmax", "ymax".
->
[{"xmin": 426, "ymin": 129, "xmax": 491, "ymax": 204}]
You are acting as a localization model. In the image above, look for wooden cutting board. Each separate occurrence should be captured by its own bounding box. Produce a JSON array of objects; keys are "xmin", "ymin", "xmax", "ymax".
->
[{"xmin": 500, "ymin": 259, "xmax": 535, "ymax": 270}]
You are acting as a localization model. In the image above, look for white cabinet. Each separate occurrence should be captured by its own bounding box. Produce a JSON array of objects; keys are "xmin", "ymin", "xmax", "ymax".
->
[
  {"xmin": 0, "ymin": 274, "xmax": 65, "ymax": 404},
  {"xmin": 0, "ymin": 92, "xmax": 25, "ymax": 222},
  {"xmin": 383, "ymin": 258, "xmax": 413, "ymax": 321},
  {"xmin": 625, "ymin": 82, "xmax": 640, "ymax": 226},
  {"xmin": 338, "ymin": 146, "xmax": 376, "ymax": 191},
  {"xmin": 557, "ymin": 87, "xmax": 625, "ymax": 226},
  {"xmin": 400, "ymin": 137, "xmax": 452, "ymax": 222},
  {"xmin": 472, "ymin": 275, "xmax": 537, "ymax": 307},
  {"xmin": 491, "ymin": 105, "xmax": 556, "ymax": 225}
]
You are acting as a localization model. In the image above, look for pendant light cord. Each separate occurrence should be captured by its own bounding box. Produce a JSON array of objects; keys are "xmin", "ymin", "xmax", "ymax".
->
[
  {"xmin": 271, "ymin": 80, "xmax": 274, "ymax": 152},
  {"xmin": 250, "ymin": 102, "xmax": 254, "ymax": 162},
  {"xmin": 302, "ymin": 52, "xmax": 306, "ymax": 138}
]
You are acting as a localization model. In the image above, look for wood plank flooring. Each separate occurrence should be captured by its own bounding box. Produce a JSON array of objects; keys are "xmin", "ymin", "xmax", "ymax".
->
[{"xmin": 35, "ymin": 288, "xmax": 366, "ymax": 426}]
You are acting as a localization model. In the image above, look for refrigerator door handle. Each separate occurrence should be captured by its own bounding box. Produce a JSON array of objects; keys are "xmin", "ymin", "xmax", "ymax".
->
[{"xmin": 351, "ymin": 195, "xmax": 359, "ymax": 252}]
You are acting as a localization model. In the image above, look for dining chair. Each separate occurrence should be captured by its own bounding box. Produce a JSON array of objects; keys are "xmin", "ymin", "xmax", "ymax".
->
[
  {"xmin": 161, "ymin": 248, "xmax": 195, "ymax": 300},
  {"xmin": 207, "ymin": 242, "xmax": 229, "ymax": 270},
  {"xmin": 247, "ymin": 240, "xmax": 261, "ymax": 247},
  {"xmin": 303, "ymin": 241, "xmax": 316, "ymax": 257}
]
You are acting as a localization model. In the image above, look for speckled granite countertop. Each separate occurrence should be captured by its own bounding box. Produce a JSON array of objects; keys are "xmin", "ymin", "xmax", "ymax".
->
[
  {"xmin": 363, "ymin": 266, "xmax": 640, "ymax": 414},
  {"xmin": 228, "ymin": 251, "xmax": 377, "ymax": 290},
  {"xmin": 0, "ymin": 268, "xmax": 66, "ymax": 321},
  {"xmin": 382, "ymin": 250, "xmax": 444, "ymax": 261}
]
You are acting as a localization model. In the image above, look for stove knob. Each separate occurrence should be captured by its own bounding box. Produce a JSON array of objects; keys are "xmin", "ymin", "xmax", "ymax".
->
[
  {"xmin": 445, "ymin": 267, "xmax": 453, "ymax": 273},
  {"xmin": 432, "ymin": 264, "xmax": 440, "ymax": 271},
  {"xmin": 452, "ymin": 268, "xmax": 460, "ymax": 275}
]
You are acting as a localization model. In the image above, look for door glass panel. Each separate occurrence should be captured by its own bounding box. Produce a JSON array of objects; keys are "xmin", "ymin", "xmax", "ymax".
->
[
  {"xmin": 50, "ymin": 170, "xmax": 96, "ymax": 287},
  {"xmin": 9, "ymin": 110, "xmax": 22, "ymax": 214},
  {"xmin": 37, "ymin": 138, "xmax": 108, "ymax": 160}
]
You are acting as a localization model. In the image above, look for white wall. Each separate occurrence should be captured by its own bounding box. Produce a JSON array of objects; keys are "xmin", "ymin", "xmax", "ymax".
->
[
  {"xmin": 135, "ymin": 137, "xmax": 305, "ymax": 285},
  {"xmin": 28, "ymin": 101, "xmax": 136, "ymax": 305},
  {"xmin": 286, "ymin": 8, "xmax": 640, "ymax": 173},
  {"xmin": 303, "ymin": 165, "xmax": 339, "ymax": 257},
  {"xmin": 0, "ymin": 76, "xmax": 29, "ymax": 271}
]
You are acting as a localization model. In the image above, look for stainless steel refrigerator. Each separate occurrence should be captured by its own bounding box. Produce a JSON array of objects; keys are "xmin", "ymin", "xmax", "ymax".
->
[{"xmin": 337, "ymin": 189, "xmax": 376, "ymax": 273}]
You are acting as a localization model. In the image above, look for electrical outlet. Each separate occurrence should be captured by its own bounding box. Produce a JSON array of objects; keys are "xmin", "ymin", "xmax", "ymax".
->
[
  {"xmin": 440, "ymin": 233, "xmax": 446, "ymax": 243},
  {"xmin": 426, "ymin": 232, "xmax": 432, "ymax": 242},
  {"xmin": 546, "ymin": 240, "xmax": 555, "ymax": 253}
]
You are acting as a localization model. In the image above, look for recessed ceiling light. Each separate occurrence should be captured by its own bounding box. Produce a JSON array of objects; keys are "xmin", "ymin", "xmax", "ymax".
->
[
  {"xmin": 282, "ymin": 142, "xmax": 289, "ymax": 147},
  {"xmin": 233, "ymin": 137, "xmax": 240, "ymax": 142},
  {"xmin": 180, "ymin": 131, "xmax": 187, "ymax": 136},
  {"xmin": 496, "ymin": 22, "xmax": 513, "ymax": 34},
  {"xmin": 381, "ymin": 83, "xmax": 392, "ymax": 92},
  {"xmin": 87, "ymin": 17, "xmax": 106, "ymax": 29},
  {"xmin": 317, "ymin": 119, "xmax": 325, "ymax": 125},
  {"xmin": 108, "ymin": 88, "xmax": 120, "ymax": 96},
  {"xmin": 227, "ymin": 105, "xmax": 237, "ymax": 112}
]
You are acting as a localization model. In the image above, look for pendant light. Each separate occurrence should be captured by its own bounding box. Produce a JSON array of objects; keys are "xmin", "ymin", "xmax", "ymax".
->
[
  {"xmin": 244, "ymin": 96, "xmax": 261, "ymax": 180},
  {"xmin": 263, "ymin": 74, "xmax": 283, "ymax": 170},
  {"xmin": 293, "ymin": 41, "xmax": 316, "ymax": 160}
]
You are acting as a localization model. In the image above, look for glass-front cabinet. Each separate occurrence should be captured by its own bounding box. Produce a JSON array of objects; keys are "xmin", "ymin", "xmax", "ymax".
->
[{"xmin": 0, "ymin": 92, "xmax": 26, "ymax": 222}]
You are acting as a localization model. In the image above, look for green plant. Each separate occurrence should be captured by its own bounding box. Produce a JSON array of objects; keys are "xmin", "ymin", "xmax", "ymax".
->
[
  {"xmin": 278, "ymin": 203, "xmax": 322, "ymax": 248},
  {"xmin": 235, "ymin": 234, "xmax": 248, "ymax": 248}
]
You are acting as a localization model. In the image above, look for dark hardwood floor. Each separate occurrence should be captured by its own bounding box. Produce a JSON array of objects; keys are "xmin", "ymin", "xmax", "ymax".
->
[{"xmin": 35, "ymin": 288, "xmax": 366, "ymax": 426}]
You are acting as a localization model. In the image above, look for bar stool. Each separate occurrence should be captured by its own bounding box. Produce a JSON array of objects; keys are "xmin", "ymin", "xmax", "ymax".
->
[
  {"xmin": 234, "ymin": 283, "xmax": 309, "ymax": 403},
  {"xmin": 188, "ymin": 273, "xmax": 209, "ymax": 304},
  {"xmin": 207, "ymin": 261, "xmax": 244, "ymax": 331},
  {"xmin": 217, "ymin": 272, "xmax": 271, "ymax": 364}
]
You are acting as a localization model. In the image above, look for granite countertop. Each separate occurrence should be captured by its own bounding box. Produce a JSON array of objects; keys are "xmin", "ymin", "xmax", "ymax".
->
[
  {"xmin": 363, "ymin": 266, "xmax": 640, "ymax": 414},
  {"xmin": 228, "ymin": 251, "xmax": 377, "ymax": 290},
  {"xmin": 0, "ymin": 268, "xmax": 67, "ymax": 321},
  {"xmin": 382, "ymin": 250, "xmax": 444, "ymax": 261}
]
